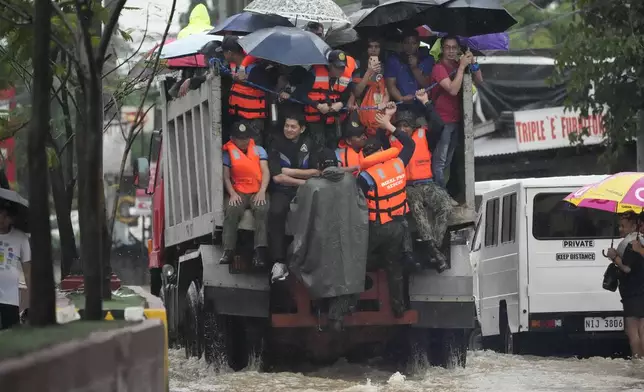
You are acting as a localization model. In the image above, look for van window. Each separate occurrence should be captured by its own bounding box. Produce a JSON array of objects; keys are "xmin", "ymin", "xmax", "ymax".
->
[
  {"xmin": 485, "ymin": 198, "xmax": 500, "ymax": 246},
  {"xmin": 532, "ymin": 192, "xmax": 618, "ymax": 240},
  {"xmin": 501, "ymin": 193, "xmax": 517, "ymax": 243}
]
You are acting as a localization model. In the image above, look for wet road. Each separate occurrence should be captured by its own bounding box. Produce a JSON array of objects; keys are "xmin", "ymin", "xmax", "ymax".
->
[{"xmin": 169, "ymin": 349, "xmax": 644, "ymax": 392}]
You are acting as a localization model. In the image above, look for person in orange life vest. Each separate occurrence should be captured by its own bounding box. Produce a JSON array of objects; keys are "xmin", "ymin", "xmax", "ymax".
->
[
  {"xmin": 347, "ymin": 37, "xmax": 389, "ymax": 137},
  {"xmin": 355, "ymin": 103, "xmax": 415, "ymax": 318},
  {"xmin": 294, "ymin": 49, "xmax": 357, "ymax": 149},
  {"xmin": 387, "ymin": 94, "xmax": 453, "ymax": 273},
  {"xmin": 220, "ymin": 121, "xmax": 271, "ymax": 268},
  {"xmin": 335, "ymin": 116, "xmax": 367, "ymax": 176},
  {"xmin": 218, "ymin": 36, "xmax": 270, "ymax": 144}
]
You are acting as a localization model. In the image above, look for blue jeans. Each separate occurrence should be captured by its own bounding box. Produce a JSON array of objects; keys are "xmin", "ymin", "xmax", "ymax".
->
[{"xmin": 432, "ymin": 122, "xmax": 459, "ymax": 188}]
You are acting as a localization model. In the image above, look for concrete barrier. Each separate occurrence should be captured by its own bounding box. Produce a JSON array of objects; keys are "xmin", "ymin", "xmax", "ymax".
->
[{"xmin": 0, "ymin": 320, "xmax": 165, "ymax": 392}]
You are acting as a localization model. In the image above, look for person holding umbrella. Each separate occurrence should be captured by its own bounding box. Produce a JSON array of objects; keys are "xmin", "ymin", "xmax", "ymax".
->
[
  {"xmin": 0, "ymin": 201, "xmax": 31, "ymax": 330},
  {"xmin": 219, "ymin": 36, "xmax": 273, "ymax": 145},
  {"xmin": 295, "ymin": 49, "xmax": 357, "ymax": 149},
  {"xmin": 605, "ymin": 212, "xmax": 644, "ymax": 358}
]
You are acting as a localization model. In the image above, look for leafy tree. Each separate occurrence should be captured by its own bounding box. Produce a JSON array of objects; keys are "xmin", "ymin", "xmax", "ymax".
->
[
  {"xmin": 555, "ymin": 0, "xmax": 644, "ymax": 149},
  {"xmin": 506, "ymin": 0, "xmax": 575, "ymax": 50}
]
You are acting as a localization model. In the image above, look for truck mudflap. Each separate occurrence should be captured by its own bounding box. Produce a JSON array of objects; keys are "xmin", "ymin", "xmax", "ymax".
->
[
  {"xmin": 409, "ymin": 231, "xmax": 476, "ymax": 329},
  {"xmin": 200, "ymin": 244, "xmax": 270, "ymax": 318}
]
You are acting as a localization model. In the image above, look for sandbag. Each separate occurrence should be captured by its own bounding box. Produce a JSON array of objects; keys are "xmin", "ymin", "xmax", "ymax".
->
[{"xmin": 287, "ymin": 167, "xmax": 368, "ymax": 299}]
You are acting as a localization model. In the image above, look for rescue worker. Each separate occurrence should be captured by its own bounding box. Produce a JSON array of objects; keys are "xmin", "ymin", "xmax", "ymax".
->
[
  {"xmin": 295, "ymin": 49, "xmax": 357, "ymax": 149},
  {"xmin": 335, "ymin": 116, "xmax": 367, "ymax": 175},
  {"xmin": 219, "ymin": 36, "xmax": 270, "ymax": 144},
  {"xmin": 387, "ymin": 90, "xmax": 453, "ymax": 273},
  {"xmin": 220, "ymin": 121, "xmax": 270, "ymax": 268},
  {"xmin": 356, "ymin": 102, "xmax": 415, "ymax": 318},
  {"xmin": 268, "ymin": 112, "xmax": 320, "ymax": 282}
]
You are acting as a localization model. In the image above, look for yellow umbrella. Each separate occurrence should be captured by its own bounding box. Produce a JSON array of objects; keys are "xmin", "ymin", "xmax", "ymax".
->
[
  {"xmin": 178, "ymin": 4, "xmax": 213, "ymax": 39},
  {"xmin": 564, "ymin": 172, "xmax": 644, "ymax": 214}
]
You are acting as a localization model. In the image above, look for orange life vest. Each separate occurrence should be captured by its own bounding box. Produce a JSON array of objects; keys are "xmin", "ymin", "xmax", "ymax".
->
[
  {"xmin": 223, "ymin": 139, "xmax": 262, "ymax": 194},
  {"xmin": 229, "ymin": 63, "xmax": 266, "ymax": 120},
  {"xmin": 336, "ymin": 139, "xmax": 364, "ymax": 168},
  {"xmin": 364, "ymin": 158, "xmax": 408, "ymax": 224},
  {"xmin": 305, "ymin": 56, "xmax": 357, "ymax": 124},
  {"xmin": 359, "ymin": 147, "xmax": 399, "ymax": 171},
  {"xmin": 355, "ymin": 75, "xmax": 387, "ymax": 130},
  {"xmin": 389, "ymin": 128, "xmax": 433, "ymax": 181}
]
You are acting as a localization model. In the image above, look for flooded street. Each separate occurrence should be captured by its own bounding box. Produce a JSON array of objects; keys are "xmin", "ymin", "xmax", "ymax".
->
[{"xmin": 169, "ymin": 349, "xmax": 644, "ymax": 392}]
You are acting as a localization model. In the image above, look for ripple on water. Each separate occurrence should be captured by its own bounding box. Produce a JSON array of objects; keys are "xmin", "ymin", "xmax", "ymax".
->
[{"xmin": 169, "ymin": 349, "xmax": 644, "ymax": 392}]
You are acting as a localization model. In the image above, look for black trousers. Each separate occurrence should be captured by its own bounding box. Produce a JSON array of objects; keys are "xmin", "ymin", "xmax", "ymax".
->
[
  {"xmin": 268, "ymin": 191, "xmax": 296, "ymax": 262},
  {"xmin": 0, "ymin": 303, "xmax": 20, "ymax": 330},
  {"xmin": 367, "ymin": 220, "xmax": 405, "ymax": 315}
]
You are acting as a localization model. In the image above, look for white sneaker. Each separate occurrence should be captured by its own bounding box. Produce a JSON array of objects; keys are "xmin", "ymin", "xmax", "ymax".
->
[{"xmin": 271, "ymin": 262, "xmax": 289, "ymax": 282}]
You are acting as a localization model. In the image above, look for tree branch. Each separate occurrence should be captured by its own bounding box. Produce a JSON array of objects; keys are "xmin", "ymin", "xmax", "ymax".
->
[
  {"xmin": 102, "ymin": 12, "xmax": 149, "ymax": 79},
  {"xmin": 97, "ymin": 0, "xmax": 127, "ymax": 66}
]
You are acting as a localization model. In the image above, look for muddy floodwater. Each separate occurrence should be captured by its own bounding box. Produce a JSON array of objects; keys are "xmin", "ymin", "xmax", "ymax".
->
[{"xmin": 169, "ymin": 349, "xmax": 644, "ymax": 392}]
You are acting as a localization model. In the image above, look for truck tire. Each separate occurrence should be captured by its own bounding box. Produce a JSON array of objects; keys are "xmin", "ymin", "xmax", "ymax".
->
[
  {"xmin": 202, "ymin": 305, "xmax": 227, "ymax": 368},
  {"xmin": 468, "ymin": 326, "xmax": 483, "ymax": 351},
  {"xmin": 499, "ymin": 312, "xmax": 517, "ymax": 355},
  {"xmin": 150, "ymin": 268, "xmax": 161, "ymax": 297},
  {"xmin": 428, "ymin": 329, "xmax": 467, "ymax": 369},
  {"xmin": 183, "ymin": 281, "xmax": 202, "ymax": 359}
]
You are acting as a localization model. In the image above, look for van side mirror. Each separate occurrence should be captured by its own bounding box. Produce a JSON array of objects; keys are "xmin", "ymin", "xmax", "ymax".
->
[{"xmin": 134, "ymin": 157, "xmax": 150, "ymax": 189}]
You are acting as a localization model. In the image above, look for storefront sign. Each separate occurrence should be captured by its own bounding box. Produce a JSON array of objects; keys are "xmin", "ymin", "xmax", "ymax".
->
[{"xmin": 514, "ymin": 107, "xmax": 605, "ymax": 152}]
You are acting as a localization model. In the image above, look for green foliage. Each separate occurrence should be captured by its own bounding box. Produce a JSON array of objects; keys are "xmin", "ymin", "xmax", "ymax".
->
[
  {"xmin": 506, "ymin": 0, "xmax": 576, "ymax": 50},
  {"xmin": 555, "ymin": 0, "xmax": 644, "ymax": 145}
]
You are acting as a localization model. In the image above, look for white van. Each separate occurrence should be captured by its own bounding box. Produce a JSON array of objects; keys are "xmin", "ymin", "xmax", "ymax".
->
[{"xmin": 471, "ymin": 175, "xmax": 626, "ymax": 354}]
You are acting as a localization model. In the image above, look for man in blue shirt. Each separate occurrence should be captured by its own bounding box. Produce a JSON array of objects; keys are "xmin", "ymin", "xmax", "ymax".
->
[{"xmin": 385, "ymin": 29, "xmax": 434, "ymax": 121}]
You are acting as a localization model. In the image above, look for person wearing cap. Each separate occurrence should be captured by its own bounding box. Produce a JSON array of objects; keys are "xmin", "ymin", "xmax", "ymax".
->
[
  {"xmin": 267, "ymin": 111, "xmax": 321, "ymax": 282},
  {"xmin": 385, "ymin": 90, "xmax": 452, "ymax": 273},
  {"xmin": 354, "ymin": 102, "xmax": 415, "ymax": 318},
  {"xmin": 335, "ymin": 115, "xmax": 367, "ymax": 176},
  {"xmin": 220, "ymin": 121, "xmax": 271, "ymax": 268},
  {"xmin": 219, "ymin": 35, "xmax": 272, "ymax": 144},
  {"xmin": 294, "ymin": 49, "xmax": 357, "ymax": 149},
  {"xmin": 0, "ymin": 203, "xmax": 31, "ymax": 330}
]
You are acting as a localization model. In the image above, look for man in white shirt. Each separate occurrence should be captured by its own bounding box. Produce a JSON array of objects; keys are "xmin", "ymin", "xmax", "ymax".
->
[{"xmin": 0, "ymin": 203, "xmax": 31, "ymax": 329}]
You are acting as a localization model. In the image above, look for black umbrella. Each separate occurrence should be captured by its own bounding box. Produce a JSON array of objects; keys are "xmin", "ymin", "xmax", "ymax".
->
[
  {"xmin": 352, "ymin": 0, "xmax": 448, "ymax": 29},
  {"xmin": 419, "ymin": 0, "xmax": 517, "ymax": 37},
  {"xmin": 325, "ymin": 27, "xmax": 360, "ymax": 49},
  {"xmin": 239, "ymin": 27, "xmax": 331, "ymax": 67},
  {"xmin": 210, "ymin": 11, "xmax": 294, "ymax": 36}
]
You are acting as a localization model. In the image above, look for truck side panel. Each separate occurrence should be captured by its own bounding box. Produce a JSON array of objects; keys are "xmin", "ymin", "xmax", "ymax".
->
[{"xmin": 162, "ymin": 76, "xmax": 224, "ymax": 247}]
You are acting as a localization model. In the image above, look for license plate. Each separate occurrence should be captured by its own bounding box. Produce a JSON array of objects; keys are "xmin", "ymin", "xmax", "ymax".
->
[{"xmin": 584, "ymin": 317, "xmax": 624, "ymax": 331}]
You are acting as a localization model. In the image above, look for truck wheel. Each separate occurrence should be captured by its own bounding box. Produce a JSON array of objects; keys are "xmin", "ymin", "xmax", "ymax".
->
[
  {"xmin": 203, "ymin": 307, "xmax": 227, "ymax": 368},
  {"xmin": 468, "ymin": 326, "xmax": 483, "ymax": 351},
  {"xmin": 428, "ymin": 329, "xmax": 467, "ymax": 369},
  {"xmin": 183, "ymin": 281, "xmax": 202, "ymax": 359}
]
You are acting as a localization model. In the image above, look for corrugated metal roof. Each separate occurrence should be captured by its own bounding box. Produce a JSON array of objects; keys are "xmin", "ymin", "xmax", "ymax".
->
[{"xmin": 474, "ymin": 136, "xmax": 520, "ymax": 157}]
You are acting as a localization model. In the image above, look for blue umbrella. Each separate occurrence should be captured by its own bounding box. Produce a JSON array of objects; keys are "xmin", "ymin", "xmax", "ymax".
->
[
  {"xmin": 210, "ymin": 11, "xmax": 294, "ymax": 35},
  {"xmin": 238, "ymin": 27, "xmax": 331, "ymax": 67}
]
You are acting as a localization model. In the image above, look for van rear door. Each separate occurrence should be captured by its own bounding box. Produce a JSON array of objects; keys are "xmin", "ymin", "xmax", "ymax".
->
[{"xmin": 526, "ymin": 188, "xmax": 622, "ymax": 317}]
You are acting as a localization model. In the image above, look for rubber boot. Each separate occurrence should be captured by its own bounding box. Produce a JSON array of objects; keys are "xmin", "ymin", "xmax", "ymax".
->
[
  {"xmin": 253, "ymin": 247, "xmax": 267, "ymax": 269},
  {"xmin": 219, "ymin": 249, "xmax": 234, "ymax": 264}
]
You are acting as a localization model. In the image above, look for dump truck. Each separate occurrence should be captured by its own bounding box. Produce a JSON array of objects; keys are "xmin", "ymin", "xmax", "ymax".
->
[{"xmin": 136, "ymin": 68, "xmax": 478, "ymax": 370}]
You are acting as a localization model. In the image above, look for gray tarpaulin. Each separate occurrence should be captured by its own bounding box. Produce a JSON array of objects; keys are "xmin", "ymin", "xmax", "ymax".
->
[{"xmin": 287, "ymin": 167, "xmax": 368, "ymax": 299}]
